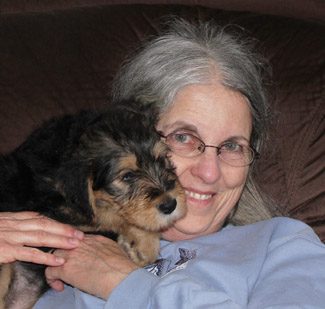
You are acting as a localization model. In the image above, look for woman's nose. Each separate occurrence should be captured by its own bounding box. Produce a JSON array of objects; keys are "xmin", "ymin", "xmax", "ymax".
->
[{"xmin": 190, "ymin": 148, "xmax": 221, "ymax": 184}]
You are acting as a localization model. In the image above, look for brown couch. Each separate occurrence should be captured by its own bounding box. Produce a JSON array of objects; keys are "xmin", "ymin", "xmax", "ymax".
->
[{"xmin": 0, "ymin": 1, "xmax": 324, "ymax": 241}]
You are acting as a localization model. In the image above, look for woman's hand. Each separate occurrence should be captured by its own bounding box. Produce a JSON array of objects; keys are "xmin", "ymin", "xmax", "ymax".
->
[
  {"xmin": 45, "ymin": 234, "xmax": 139, "ymax": 299},
  {"xmin": 0, "ymin": 211, "xmax": 84, "ymax": 266}
]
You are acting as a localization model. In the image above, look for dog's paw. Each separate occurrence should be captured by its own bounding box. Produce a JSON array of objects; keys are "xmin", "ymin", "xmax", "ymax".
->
[
  {"xmin": 117, "ymin": 233, "xmax": 159, "ymax": 267},
  {"xmin": 117, "ymin": 234, "xmax": 148, "ymax": 266}
]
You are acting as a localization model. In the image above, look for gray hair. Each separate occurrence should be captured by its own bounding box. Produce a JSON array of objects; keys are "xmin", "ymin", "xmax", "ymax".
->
[{"xmin": 112, "ymin": 18, "xmax": 280, "ymax": 225}]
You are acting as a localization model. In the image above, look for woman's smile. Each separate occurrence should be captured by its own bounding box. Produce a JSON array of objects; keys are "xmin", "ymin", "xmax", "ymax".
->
[
  {"xmin": 185, "ymin": 189, "xmax": 214, "ymax": 202},
  {"xmin": 184, "ymin": 188, "xmax": 217, "ymax": 211}
]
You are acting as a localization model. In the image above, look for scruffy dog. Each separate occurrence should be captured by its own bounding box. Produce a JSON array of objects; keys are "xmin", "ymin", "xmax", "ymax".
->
[{"xmin": 0, "ymin": 100, "xmax": 186, "ymax": 309}]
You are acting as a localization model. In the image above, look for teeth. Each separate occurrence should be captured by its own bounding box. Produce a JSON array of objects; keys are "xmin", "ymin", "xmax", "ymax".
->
[{"xmin": 185, "ymin": 190, "xmax": 212, "ymax": 200}]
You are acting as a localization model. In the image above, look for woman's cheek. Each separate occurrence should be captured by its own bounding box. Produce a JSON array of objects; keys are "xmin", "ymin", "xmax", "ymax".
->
[
  {"xmin": 220, "ymin": 165, "xmax": 249, "ymax": 189},
  {"xmin": 169, "ymin": 154, "xmax": 190, "ymax": 179}
]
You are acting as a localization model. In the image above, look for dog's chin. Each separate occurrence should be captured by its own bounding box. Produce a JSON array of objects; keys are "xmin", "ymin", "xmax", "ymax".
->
[{"xmin": 141, "ymin": 206, "xmax": 187, "ymax": 232}]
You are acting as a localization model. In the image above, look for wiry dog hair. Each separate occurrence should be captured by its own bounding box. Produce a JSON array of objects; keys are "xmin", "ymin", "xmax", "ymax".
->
[{"xmin": 0, "ymin": 100, "xmax": 186, "ymax": 309}]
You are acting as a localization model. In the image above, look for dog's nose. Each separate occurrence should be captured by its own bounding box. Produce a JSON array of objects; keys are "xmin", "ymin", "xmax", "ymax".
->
[{"xmin": 157, "ymin": 199, "xmax": 177, "ymax": 215}]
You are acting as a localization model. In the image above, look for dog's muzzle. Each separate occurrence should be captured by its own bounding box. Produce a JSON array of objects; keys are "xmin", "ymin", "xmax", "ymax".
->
[{"xmin": 157, "ymin": 198, "xmax": 177, "ymax": 215}]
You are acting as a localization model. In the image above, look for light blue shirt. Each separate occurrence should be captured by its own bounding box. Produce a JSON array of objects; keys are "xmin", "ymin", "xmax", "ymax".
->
[{"xmin": 35, "ymin": 217, "xmax": 325, "ymax": 308}]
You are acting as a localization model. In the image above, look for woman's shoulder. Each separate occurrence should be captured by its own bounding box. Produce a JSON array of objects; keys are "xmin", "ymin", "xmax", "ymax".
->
[
  {"xmin": 259, "ymin": 216, "xmax": 323, "ymax": 248},
  {"xmin": 248, "ymin": 216, "xmax": 318, "ymax": 240},
  {"xmin": 222, "ymin": 216, "xmax": 323, "ymax": 250},
  {"xmin": 227, "ymin": 216, "xmax": 318, "ymax": 236},
  {"xmin": 262, "ymin": 216, "xmax": 316, "ymax": 234}
]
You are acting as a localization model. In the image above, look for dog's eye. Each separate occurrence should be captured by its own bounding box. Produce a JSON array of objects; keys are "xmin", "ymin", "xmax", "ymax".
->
[
  {"xmin": 121, "ymin": 171, "xmax": 137, "ymax": 182},
  {"xmin": 149, "ymin": 188, "xmax": 162, "ymax": 199},
  {"xmin": 165, "ymin": 179, "xmax": 176, "ymax": 191}
]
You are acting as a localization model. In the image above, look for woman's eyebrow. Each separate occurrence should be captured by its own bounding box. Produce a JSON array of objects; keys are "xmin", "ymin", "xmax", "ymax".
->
[
  {"xmin": 161, "ymin": 121, "xmax": 198, "ymax": 133},
  {"xmin": 223, "ymin": 136, "xmax": 250, "ymax": 144}
]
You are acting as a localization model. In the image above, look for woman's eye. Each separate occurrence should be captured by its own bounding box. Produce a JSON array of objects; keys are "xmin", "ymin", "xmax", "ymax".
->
[
  {"xmin": 173, "ymin": 133, "xmax": 197, "ymax": 144},
  {"xmin": 221, "ymin": 142, "xmax": 242, "ymax": 152},
  {"xmin": 122, "ymin": 171, "xmax": 136, "ymax": 182},
  {"xmin": 174, "ymin": 133, "xmax": 189, "ymax": 143}
]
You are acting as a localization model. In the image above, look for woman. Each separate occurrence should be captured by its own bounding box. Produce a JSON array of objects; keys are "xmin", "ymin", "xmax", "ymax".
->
[{"xmin": 2, "ymin": 19, "xmax": 325, "ymax": 308}]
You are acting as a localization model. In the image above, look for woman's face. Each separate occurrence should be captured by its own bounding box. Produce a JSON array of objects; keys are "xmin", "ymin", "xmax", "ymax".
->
[{"xmin": 157, "ymin": 83, "xmax": 252, "ymax": 241}]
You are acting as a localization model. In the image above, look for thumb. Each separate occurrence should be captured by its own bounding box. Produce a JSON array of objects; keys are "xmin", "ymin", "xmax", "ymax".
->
[{"xmin": 45, "ymin": 267, "xmax": 65, "ymax": 291}]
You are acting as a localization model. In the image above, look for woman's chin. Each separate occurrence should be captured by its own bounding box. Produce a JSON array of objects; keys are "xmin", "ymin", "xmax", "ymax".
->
[{"xmin": 161, "ymin": 218, "xmax": 221, "ymax": 241}]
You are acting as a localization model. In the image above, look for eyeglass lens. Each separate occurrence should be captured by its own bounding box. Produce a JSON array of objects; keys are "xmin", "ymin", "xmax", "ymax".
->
[{"xmin": 164, "ymin": 133, "xmax": 255, "ymax": 167}]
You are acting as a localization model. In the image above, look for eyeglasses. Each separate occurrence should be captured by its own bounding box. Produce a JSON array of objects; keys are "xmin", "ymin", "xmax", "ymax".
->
[{"xmin": 159, "ymin": 132, "xmax": 260, "ymax": 167}]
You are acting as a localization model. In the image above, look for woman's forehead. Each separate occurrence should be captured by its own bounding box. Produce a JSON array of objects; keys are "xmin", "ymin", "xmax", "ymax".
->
[{"xmin": 157, "ymin": 84, "xmax": 252, "ymax": 142}]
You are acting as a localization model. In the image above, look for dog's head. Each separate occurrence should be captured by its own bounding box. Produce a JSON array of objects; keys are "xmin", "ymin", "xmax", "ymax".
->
[{"xmin": 71, "ymin": 101, "xmax": 186, "ymax": 232}]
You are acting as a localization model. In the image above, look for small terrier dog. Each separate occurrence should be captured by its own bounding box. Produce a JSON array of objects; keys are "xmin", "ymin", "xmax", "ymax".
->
[{"xmin": 0, "ymin": 100, "xmax": 186, "ymax": 309}]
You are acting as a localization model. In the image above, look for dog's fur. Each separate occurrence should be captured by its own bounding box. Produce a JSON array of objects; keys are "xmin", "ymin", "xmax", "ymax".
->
[{"xmin": 0, "ymin": 100, "xmax": 186, "ymax": 309}]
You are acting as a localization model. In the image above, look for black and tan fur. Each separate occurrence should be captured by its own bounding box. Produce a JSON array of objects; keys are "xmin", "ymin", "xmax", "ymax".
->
[{"xmin": 0, "ymin": 101, "xmax": 186, "ymax": 309}]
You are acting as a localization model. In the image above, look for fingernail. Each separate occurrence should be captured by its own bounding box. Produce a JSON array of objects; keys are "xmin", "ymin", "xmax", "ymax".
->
[
  {"xmin": 74, "ymin": 230, "xmax": 84, "ymax": 240},
  {"xmin": 55, "ymin": 256, "xmax": 65, "ymax": 264}
]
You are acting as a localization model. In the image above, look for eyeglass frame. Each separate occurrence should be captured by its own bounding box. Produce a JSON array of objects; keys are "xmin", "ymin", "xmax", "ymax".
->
[{"xmin": 158, "ymin": 131, "xmax": 260, "ymax": 167}]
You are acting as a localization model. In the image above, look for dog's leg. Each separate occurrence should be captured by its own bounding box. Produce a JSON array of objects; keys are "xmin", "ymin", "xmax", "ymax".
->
[
  {"xmin": 0, "ymin": 264, "xmax": 12, "ymax": 309},
  {"xmin": 118, "ymin": 226, "xmax": 160, "ymax": 267},
  {"xmin": 0, "ymin": 262, "xmax": 48, "ymax": 309}
]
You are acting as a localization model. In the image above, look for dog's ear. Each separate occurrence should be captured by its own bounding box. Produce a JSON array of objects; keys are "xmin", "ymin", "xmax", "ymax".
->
[
  {"xmin": 92, "ymin": 160, "xmax": 110, "ymax": 191},
  {"xmin": 138, "ymin": 102, "xmax": 159, "ymax": 127},
  {"xmin": 58, "ymin": 162, "xmax": 93, "ymax": 217},
  {"xmin": 116, "ymin": 100, "xmax": 159, "ymax": 127},
  {"xmin": 91, "ymin": 155, "xmax": 116, "ymax": 192}
]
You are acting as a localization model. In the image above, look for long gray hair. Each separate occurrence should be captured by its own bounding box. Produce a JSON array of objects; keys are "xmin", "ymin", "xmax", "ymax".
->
[{"xmin": 112, "ymin": 18, "xmax": 280, "ymax": 225}]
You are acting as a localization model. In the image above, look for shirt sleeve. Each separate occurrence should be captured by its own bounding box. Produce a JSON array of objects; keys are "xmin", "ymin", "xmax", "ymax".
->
[{"xmin": 248, "ymin": 221, "xmax": 325, "ymax": 308}]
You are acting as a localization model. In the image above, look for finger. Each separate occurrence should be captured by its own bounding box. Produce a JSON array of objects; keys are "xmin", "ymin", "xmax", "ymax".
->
[
  {"xmin": 18, "ymin": 247, "xmax": 66, "ymax": 266},
  {"xmin": 0, "ymin": 215, "xmax": 84, "ymax": 240},
  {"xmin": 2, "ymin": 230, "xmax": 82, "ymax": 249},
  {"xmin": 21, "ymin": 216, "xmax": 83, "ymax": 239},
  {"xmin": 0, "ymin": 244, "xmax": 66, "ymax": 265},
  {"xmin": 0, "ymin": 211, "xmax": 40, "ymax": 220},
  {"xmin": 50, "ymin": 280, "xmax": 65, "ymax": 292},
  {"xmin": 45, "ymin": 265, "xmax": 64, "ymax": 284},
  {"xmin": 46, "ymin": 277, "xmax": 65, "ymax": 292}
]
